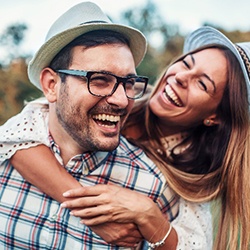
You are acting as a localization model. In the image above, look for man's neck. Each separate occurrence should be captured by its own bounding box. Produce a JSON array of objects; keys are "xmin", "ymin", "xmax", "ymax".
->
[{"xmin": 48, "ymin": 113, "xmax": 84, "ymax": 165}]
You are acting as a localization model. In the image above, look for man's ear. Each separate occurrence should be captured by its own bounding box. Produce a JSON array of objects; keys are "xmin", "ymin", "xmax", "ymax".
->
[
  {"xmin": 40, "ymin": 67, "xmax": 60, "ymax": 103},
  {"xmin": 203, "ymin": 114, "xmax": 221, "ymax": 126}
]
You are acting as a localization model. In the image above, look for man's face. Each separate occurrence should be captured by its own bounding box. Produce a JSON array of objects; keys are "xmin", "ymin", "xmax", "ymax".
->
[{"xmin": 54, "ymin": 44, "xmax": 136, "ymax": 152}]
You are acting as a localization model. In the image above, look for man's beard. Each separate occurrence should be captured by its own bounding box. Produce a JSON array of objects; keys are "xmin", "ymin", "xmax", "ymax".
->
[{"xmin": 56, "ymin": 103, "xmax": 120, "ymax": 152}]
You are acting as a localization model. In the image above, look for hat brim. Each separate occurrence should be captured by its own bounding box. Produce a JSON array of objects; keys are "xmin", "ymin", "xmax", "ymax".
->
[
  {"xmin": 183, "ymin": 26, "xmax": 250, "ymax": 102},
  {"xmin": 28, "ymin": 23, "xmax": 147, "ymax": 90}
]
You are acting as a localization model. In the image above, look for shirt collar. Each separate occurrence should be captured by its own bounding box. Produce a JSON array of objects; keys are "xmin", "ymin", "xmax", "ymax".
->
[{"xmin": 48, "ymin": 134, "xmax": 110, "ymax": 174}]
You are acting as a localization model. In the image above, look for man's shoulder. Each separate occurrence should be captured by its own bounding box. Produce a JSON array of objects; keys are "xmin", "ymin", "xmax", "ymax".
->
[
  {"xmin": 115, "ymin": 136, "xmax": 160, "ymax": 172},
  {"xmin": 118, "ymin": 136, "xmax": 144, "ymax": 153},
  {"xmin": 117, "ymin": 136, "xmax": 147, "ymax": 158}
]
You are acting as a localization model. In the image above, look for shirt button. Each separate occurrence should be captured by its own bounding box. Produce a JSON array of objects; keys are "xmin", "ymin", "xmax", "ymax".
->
[{"xmin": 51, "ymin": 214, "xmax": 58, "ymax": 221}]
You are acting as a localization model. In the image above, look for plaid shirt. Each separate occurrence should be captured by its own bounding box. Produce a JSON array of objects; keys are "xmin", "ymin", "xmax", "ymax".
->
[{"xmin": 0, "ymin": 136, "xmax": 179, "ymax": 249}]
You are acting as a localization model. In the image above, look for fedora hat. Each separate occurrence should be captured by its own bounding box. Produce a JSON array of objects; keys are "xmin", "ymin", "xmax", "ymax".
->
[
  {"xmin": 28, "ymin": 1, "xmax": 147, "ymax": 90},
  {"xmin": 183, "ymin": 26, "xmax": 250, "ymax": 104}
]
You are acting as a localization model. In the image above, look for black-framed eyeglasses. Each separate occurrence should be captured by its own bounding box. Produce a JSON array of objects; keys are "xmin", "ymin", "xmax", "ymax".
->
[{"xmin": 55, "ymin": 69, "xmax": 148, "ymax": 100}]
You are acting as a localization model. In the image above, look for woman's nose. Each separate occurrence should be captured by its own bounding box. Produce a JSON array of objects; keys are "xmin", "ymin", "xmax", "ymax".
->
[{"xmin": 175, "ymin": 71, "xmax": 189, "ymax": 88}]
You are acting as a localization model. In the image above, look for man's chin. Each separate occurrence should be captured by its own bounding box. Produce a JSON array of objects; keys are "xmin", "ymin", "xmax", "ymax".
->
[{"xmin": 98, "ymin": 139, "xmax": 120, "ymax": 152}]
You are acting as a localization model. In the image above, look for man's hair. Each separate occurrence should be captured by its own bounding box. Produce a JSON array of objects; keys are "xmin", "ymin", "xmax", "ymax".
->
[{"xmin": 49, "ymin": 30, "xmax": 130, "ymax": 81}]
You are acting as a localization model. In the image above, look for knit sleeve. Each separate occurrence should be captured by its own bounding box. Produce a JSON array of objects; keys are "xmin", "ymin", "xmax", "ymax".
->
[
  {"xmin": 172, "ymin": 198, "xmax": 213, "ymax": 250},
  {"xmin": 0, "ymin": 98, "xmax": 50, "ymax": 163}
]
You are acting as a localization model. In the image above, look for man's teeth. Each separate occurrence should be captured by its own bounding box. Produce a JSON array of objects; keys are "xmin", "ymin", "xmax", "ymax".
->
[
  {"xmin": 92, "ymin": 114, "xmax": 120, "ymax": 122},
  {"xmin": 164, "ymin": 85, "xmax": 182, "ymax": 107}
]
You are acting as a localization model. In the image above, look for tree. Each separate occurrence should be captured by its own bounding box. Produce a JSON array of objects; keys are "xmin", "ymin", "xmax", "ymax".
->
[
  {"xmin": 0, "ymin": 23, "xmax": 28, "ymax": 66},
  {"xmin": 120, "ymin": 0, "xmax": 183, "ymax": 84},
  {"xmin": 0, "ymin": 24, "xmax": 42, "ymax": 125}
]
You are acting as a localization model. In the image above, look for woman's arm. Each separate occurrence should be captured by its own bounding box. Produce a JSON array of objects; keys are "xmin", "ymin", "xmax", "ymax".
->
[
  {"xmin": 61, "ymin": 184, "xmax": 178, "ymax": 250},
  {"xmin": 10, "ymin": 145, "xmax": 143, "ymax": 247},
  {"xmin": 61, "ymin": 185, "xmax": 213, "ymax": 250},
  {"xmin": 10, "ymin": 145, "xmax": 81, "ymax": 202}
]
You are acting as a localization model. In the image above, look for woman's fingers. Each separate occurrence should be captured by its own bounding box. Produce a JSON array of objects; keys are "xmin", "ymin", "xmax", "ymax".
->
[
  {"xmin": 61, "ymin": 184, "xmax": 126, "ymax": 208},
  {"xmin": 90, "ymin": 222, "xmax": 143, "ymax": 246},
  {"xmin": 61, "ymin": 196, "xmax": 101, "ymax": 208},
  {"xmin": 63, "ymin": 184, "xmax": 108, "ymax": 197}
]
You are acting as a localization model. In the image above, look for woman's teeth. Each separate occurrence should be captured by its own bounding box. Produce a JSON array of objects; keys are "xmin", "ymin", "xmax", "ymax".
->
[{"xmin": 164, "ymin": 85, "xmax": 182, "ymax": 107}]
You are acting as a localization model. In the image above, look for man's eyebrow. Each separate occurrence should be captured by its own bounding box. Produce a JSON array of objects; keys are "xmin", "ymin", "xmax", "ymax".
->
[
  {"xmin": 98, "ymin": 70, "xmax": 137, "ymax": 77},
  {"xmin": 190, "ymin": 53, "xmax": 216, "ymax": 93}
]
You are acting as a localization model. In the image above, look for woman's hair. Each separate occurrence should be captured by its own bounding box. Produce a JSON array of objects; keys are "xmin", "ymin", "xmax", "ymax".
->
[{"xmin": 123, "ymin": 45, "xmax": 250, "ymax": 249}]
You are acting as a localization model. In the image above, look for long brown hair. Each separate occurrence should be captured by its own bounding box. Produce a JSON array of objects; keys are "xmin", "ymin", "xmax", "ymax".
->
[{"xmin": 123, "ymin": 45, "xmax": 250, "ymax": 249}]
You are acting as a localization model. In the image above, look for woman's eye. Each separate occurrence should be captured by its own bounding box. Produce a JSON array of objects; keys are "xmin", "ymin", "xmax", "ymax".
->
[
  {"xmin": 198, "ymin": 80, "xmax": 207, "ymax": 91},
  {"xmin": 182, "ymin": 59, "xmax": 190, "ymax": 69}
]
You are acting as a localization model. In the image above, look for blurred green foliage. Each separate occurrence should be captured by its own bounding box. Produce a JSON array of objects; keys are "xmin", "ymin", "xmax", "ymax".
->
[{"xmin": 1, "ymin": 0, "xmax": 250, "ymax": 125}]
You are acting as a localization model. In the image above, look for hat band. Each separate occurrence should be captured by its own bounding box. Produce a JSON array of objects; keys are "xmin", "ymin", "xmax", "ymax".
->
[
  {"xmin": 236, "ymin": 45, "xmax": 250, "ymax": 79},
  {"xmin": 81, "ymin": 20, "xmax": 109, "ymax": 25}
]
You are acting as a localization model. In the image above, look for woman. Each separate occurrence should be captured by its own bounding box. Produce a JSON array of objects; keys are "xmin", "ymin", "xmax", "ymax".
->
[{"xmin": 1, "ymin": 26, "xmax": 250, "ymax": 249}]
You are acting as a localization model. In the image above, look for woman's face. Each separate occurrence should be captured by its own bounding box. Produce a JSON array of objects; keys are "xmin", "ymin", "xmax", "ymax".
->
[{"xmin": 149, "ymin": 48, "xmax": 228, "ymax": 134}]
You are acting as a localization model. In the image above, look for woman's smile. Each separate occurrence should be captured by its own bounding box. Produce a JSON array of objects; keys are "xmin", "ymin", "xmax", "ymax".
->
[{"xmin": 164, "ymin": 84, "xmax": 183, "ymax": 107}]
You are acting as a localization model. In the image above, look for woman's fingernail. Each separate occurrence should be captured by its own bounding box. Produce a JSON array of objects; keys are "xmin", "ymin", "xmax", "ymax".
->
[
  {"xmin": 63, "ymin": 191, "xmax": 70, "ymax": 197},
  {"xmin": 61, "ymin": 203, "xmax": 67, "ymax": 208}
]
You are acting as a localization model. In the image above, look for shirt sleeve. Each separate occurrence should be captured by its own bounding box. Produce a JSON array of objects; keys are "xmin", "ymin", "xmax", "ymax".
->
[
  {"xmin": 0, "ymin": 97, "xmax": 50, "ymax": 163},
  {"xmin": 172, "ymin": 197, "xmax": 213, "ymax": 250}
]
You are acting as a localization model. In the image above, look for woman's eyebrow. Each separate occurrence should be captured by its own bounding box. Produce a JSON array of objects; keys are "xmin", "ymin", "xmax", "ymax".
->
[
  {"xmin": 190, "ymin": 54, "xmax": 195, "ymax": 65},
  {"xmin": 190, "ymin": 53, "xmax": 216, "ymax": 93}
]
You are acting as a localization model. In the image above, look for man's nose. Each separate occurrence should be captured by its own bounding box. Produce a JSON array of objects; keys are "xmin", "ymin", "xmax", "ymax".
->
[{"xmin": 106, "ymin": 83, "xmax": 129, "ymax": 108}]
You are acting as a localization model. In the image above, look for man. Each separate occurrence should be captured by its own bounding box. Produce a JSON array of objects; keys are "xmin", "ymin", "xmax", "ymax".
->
[{"xmin": 0, "ymin": 2, "xmax": 178, "ymax": 249}]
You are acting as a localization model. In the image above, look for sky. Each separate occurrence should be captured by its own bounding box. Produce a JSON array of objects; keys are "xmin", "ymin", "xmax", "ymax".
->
[{"xmin": 1, "ymin": 0, "xmax": 250, "ymax": 56}]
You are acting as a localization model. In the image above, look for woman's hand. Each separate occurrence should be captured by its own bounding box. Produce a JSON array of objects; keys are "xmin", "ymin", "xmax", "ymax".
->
[
  {"xmin": 61, "ymin": 184, "xmax": 178, "ymax": 250},
  {"xmin": 61, "ymin": 184, "xmax": 157, "ymax": 226},
  {"xmin": 90, "ymin": 222, "xmax": 143, "ymax": 247},
  {"xmin": 61, "ymin": 184, "xmax": 151, "ymax": 247}
]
